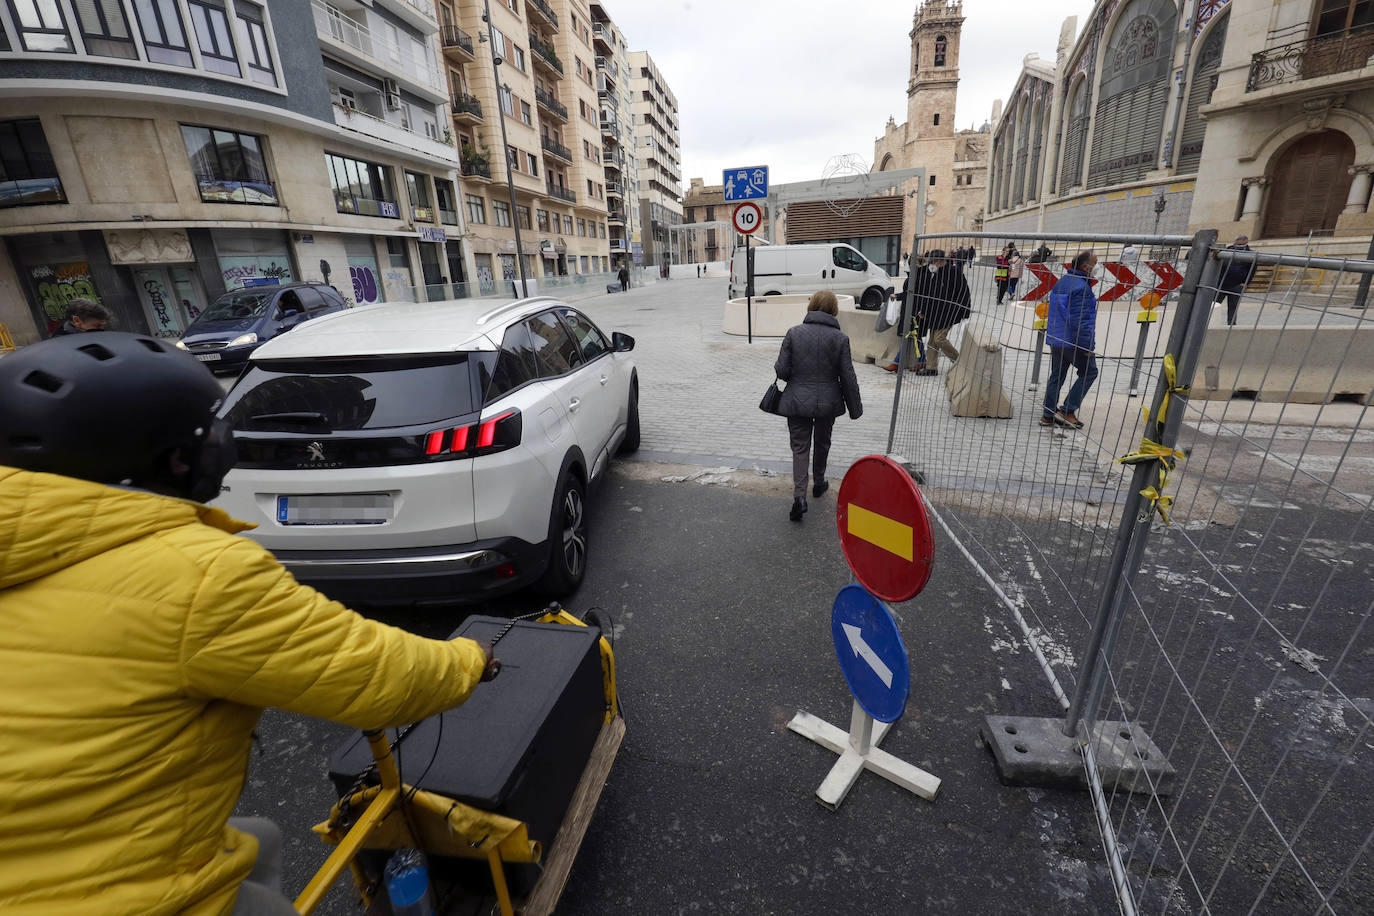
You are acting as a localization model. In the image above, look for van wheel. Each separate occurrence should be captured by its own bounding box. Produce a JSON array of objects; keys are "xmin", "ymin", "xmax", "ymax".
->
[
  {"xmin": 763, "ymin": 290, "xmax": 781, "ymax": 297},
  {"xmin": 533, "ymin": 471, "xmax": 587, "ymax": 597},
  {"xmin": 861, "ymin": 288, "xmax": 883, "ymax": 310},
  {"xmin": 618, "ymin": 381, "xmax": 640, "ymax": 454}
]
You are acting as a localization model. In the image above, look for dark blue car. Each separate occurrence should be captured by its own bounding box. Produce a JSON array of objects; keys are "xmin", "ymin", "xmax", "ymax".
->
[{"xmin": 176, "ymin": 282, "xmax": 349, "ymax": 372}]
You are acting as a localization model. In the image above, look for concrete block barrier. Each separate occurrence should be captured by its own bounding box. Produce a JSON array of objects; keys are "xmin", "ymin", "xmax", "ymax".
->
[
  {"xmin": 722, "ymin": 294, "xmax": 862, "ymax": 341},
  {"xmin": 1195, "ymin": 325, "xmax": 1374, "ymax": 405},
  {"xmin": 944, "ymin": 325, "xmax": 1014, "ymax": 419}
]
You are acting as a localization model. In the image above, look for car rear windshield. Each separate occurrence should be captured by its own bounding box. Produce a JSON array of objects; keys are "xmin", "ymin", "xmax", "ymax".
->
[
  {"xmin": 221, "ymin": 355, "xmax": 478, "ymax": 432},
  {"xmin": 199, "ymin": 290, "xmax": 275, "ymax": 321}
]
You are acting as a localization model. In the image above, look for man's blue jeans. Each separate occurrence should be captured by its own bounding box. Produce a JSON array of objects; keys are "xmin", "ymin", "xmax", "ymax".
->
[{"xmin": 1042, "ymin": 346, "xmax": 1099, "ymax": 418}]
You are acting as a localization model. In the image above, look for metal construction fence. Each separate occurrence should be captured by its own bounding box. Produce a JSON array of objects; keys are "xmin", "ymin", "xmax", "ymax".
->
[{"xmin": 884, "ymin": 230, "xmax": 1372, "ymax": 914}]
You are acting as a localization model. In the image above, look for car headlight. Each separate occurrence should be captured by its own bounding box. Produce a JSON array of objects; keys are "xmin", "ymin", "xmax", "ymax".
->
[
  {"xmin": 227, "ymin": 332, "xmax": 259, "ymax": 348},
  {"xmin": 174, "ymin": 340, "xmax": 187, "ymax": 350}
]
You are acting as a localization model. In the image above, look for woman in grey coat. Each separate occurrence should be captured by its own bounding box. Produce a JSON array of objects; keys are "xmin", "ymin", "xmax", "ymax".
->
[{"xmin": 775, "ymin": 290, "xmax": 863, "ymax": 521}]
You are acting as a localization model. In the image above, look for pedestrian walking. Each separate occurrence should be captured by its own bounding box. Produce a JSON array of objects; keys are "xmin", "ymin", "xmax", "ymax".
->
[
  {"xmin": 881, "ymin": 257, "xmax": 930, "ymax": 374},
  {"xmin": 916, "ymin": 249, "xmax": 971, "ymax": 376},
  {"xmin": 617, "ymin": 264, "xmax": 630, "ymax": 292},
  {"xmin": 1211, "ymin": 235, "xmax": 1255, "ymax": 326},
  {"xmin": 1006, "ymin": 246, "xmax": 1025, "ymax": 303},
  {"xmin": 49, "ymin": 298, "xmax": 110, "ymax": 336},
  {"xmin": 1041, "ymin": 249, "xmax": 1100, "ymax": 430},
  {"xmin": 774, "ymin": 290, "xmax": 863, "ymax": 522},
  {"xmin": 994, "ymin": 244, "xmax": 1012, "ymax": 303},
  {"xmin": 1120, "ymin": 242, "xmax": 1140, "ymax": 266},
  {"xmin": 1029, "ymin": 241, "xmax": 1053, "ymax": 265}
]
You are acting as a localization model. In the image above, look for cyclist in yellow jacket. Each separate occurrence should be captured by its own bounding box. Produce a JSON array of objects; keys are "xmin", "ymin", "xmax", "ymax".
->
[{"xmin": 0, "ymin": 333, "xmax": 499, "ymax": 915}]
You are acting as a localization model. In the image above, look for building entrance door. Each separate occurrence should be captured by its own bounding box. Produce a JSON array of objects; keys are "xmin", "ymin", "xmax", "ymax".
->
[
  {"xmin": 1261, "ymin": 129, "xmax": 1355, "ymax": 238},
  {"xmin": 133, "ymin": 265, "xmax": 208, "ymax": 338}
]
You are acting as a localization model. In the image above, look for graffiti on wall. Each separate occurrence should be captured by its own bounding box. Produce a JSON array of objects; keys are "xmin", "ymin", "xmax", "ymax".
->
[
  {"xmin": 221, "ymin": 260, "xmax": 292, "ymax": 290},
  {"xmin": 31, "ymin": 262, "xmax": 102, "ymax": 325}
]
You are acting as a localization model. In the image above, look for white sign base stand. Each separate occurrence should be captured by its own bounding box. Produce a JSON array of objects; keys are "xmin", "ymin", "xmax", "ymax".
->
[{"xmin": 788, "ymin": 701, "xmax": 941, "ymax": 809}]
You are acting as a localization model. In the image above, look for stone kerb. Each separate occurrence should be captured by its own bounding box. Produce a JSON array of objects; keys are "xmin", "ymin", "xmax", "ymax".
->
[
  {"xmin": 1195, "ymin": 325, "xmax": 1374, "ymax": 405},
  {"xmin": 945, "ymin": 325, "xmax": 1015, "ymax": 418}
]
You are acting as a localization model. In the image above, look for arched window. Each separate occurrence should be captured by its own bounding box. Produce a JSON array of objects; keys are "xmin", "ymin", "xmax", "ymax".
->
[
  {"xmin": 934, "ymin": 34, "xmax": 946, "ymax": 67},
  {"xmin": 956, "ymin": 207, "xmax": 967, "ymax": 231},
  {"xmin": 1027, "ymin": 97, "xmax": 1046, "ymax": 200},
  {"xmin": 1013, "ymin": 98, "xmax": 1032, "ymax": 206},
  {"xmin": 1262, "ymin": 129, "xmax": 1355, "ymax": 238},
  {"xmin": 991, "ymin": 134, "xmax": 1006, "ymax": 212},
  {"xmin": 914, "ymin": 42, "xmax": 919, "ymax": 73},
  {"xmin": 1058, "ymin": 76, "xmax": 1089, "ymax": 191},
  {"xmin": 1176, "ymin": 12, "xmax": 1227, "ymax": 173},
  {"xmin": 1087, "ymin": 0, "xmax": 1178, "ymax": 188}
]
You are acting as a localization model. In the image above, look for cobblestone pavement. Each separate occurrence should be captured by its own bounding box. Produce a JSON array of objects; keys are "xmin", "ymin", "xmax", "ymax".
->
[{"xmin": 571, "ymin": 277, "xmax": 900, "ymax": 476}]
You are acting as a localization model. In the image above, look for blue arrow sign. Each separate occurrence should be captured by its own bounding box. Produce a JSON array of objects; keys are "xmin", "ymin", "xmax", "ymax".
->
[
  {"xmin": 830, "ymin": 584, "xmax": 911, "ymax": 723},
  {"xmin": 723, "ymin": 165, "xmax": 768, "ymax": 202}
]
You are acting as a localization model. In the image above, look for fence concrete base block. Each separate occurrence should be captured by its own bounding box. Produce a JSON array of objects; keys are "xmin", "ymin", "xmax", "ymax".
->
[
  {"xmin": 980, "ymin": 715, "xmax": 1176, "ymax": 796},
  {"xmin": 945, "ymin": 326, "xmax": 1014, "ymax": 418}
]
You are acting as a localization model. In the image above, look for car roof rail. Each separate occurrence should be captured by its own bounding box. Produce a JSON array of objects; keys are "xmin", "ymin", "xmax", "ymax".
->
[{"xmin": 476, "ymin": 295, "xmax": 561, "ymax": 327}]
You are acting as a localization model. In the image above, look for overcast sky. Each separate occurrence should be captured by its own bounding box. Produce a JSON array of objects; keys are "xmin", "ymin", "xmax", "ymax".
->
[{"xmin": 606, "ymin": 0, "xmax": 1088, "ymax": 188}]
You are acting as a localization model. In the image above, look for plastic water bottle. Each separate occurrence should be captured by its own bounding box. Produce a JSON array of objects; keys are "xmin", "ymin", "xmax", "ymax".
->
[{"xmin": 383, "ymin": 848, "xmax": 434, "ymax": 916}]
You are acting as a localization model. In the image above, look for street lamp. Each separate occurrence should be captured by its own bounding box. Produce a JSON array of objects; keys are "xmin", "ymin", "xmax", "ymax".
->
[
  {"xmin": 1152, "ymin": 194, "xmax": 1168, "ymax": 235},
  {"xmin": 483, "ymin": 0, "xmax": 528, "ymax": 294}
]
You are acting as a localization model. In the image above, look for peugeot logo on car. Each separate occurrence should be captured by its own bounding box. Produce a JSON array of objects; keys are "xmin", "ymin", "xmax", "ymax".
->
[{"xmin": 306, "ymin": 441, "xmax": 326, "ymax": 462}]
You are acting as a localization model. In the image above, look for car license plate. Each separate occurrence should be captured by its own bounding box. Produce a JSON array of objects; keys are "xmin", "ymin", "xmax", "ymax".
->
[
  {"xmin": 277, "ymin": 493, "xmax": 392, "ymax": 526},
  {"xmin": 194, "ymin": 353, "xmax": 221, "ymax": 362}
]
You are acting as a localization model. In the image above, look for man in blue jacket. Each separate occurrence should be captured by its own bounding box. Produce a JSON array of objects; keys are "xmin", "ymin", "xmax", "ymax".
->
[{"xmin": 1041, "ymin": 250, "xmax": 1099, "ymax": 429}]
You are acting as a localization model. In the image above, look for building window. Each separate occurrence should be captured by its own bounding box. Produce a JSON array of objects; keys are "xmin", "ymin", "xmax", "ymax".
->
[
  {"xmin": 0, "ymin": 118, "xmax": 64, "ymax": 207},
  {"xmin": 599, "ymin": 222, "xmax": 606, "ymax": 238},
  {"xmin": 508, "ymin": 145, "xmax": 521, "ymax": 173},
  {"xmin": 933, "ymin": 113, "xmax": 940, "ymax": 126},
  {"xmin": 435, "ymin": 177, "xmax": 458, "ymax": 225},
  {"xmin": 934, "ymin": 34, "xmax": 946, "ymax": 67},
  {"xmin": 466, "ymin": 193, "xmax": 486, "ymax": 223},
  {"xmin": 562, "ymin": 214, "xmax": 573, "ymax": 234},
  {"xmin": 181, "ymin": 125, "xmax": 276, "ymax": 205},
  {"xmin": 74, "ymin": 0, "xmax": 137, "ymax": 59},
  {"xmin": 188, "ymin": 0, "xmax": 238, "ymax": 75},
  {"xmin": 1314, "ymin": 0, "xmax": 1374, "ymax": 36},
  {"xmin": 7, "ymin": 0, "xmax": 74, "ymax": 52},
  {"xmin": 493, "ymin": 200, "xmax": 512, "ymax": 227},
  {"xmin": 499, "ymin": 86, "xmax": 514, "ymax": 117},
  {"xmin": 929, "ymin": 175, "xmax": 936, "ymax": 186},
  {"xmin": 526, "ymin": 152, "xmax": 538, "ymax": 177},
  {"xmin": 133, "ymin": 0, "xmax": 193, "ymax": 67},
  {"xmin": 326, "ymin": 153, "xmax": 398, "ymax": 218},
  {"xmin": 577, "ymin": 217, "xmax": 586, "ymax": 236},
  {"xmin": 405, "ymin": 170, "xmax": 433, "ymax": 221},
  {"xmin": 517, "ymin": 204, "xmax": 532, "ymax": 229},
  {"xmin": 705, "ymin": 205, "xmax": 714, "ymax": 221},
  {"xmin": 520, "ymin": 99, "xmax": 532, "ymax": 125},
  {"xmin": 235, "ymin": 0, "xmax": 276, "ymax": 87},
  {"xmin": 586, "ymin": 178, "xmax": 594, "ymax": 197},
  {"xmin": 536, "ymin": 208, "xmax": 550, "ymax": 231}
]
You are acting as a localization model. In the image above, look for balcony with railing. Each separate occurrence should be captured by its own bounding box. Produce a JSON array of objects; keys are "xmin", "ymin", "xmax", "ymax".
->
[
  {"xmin": 606, "ymin": 208, "xmax": 625, "ymax": 225},
  {"xmin": 595, "ymin": 56, "xmax": 616, "ymax": 89},
  {"xmin": 452, "ymin": 92, "xmax": 483, "ymax": 123},
  {"xmin": 461, "ymin": 150, "xmax": 492, "ymax": 181},
  {"xmin": 541, "ymin": 135, "xmax": 573, "ymax": 163},
  {"xmin": 592, "ymin": 22, "xmax": 612, "ymax": 52},
  {"xmin": 535, "ymin": 86, "xmax": 568, "ymax": 121},
  {"xmin": 602, "ymin": 148, "xmax": 624, "ymax": 171},
  {"xmin": 375, "ymin": 0, "xmax": 436, "ymax": 31},
  {"xmin": 440, "ymin": 24, "xmax": 474, "ymax": 61},
  {"xmin": 1248, "ymin": 25, "xmax": 1374, "ymax": 91},
  {"xmin": 546, "ymin": 182, "xmax": 576, "ymax": 203},
  {"xmin": 333, "ymin": 103, "xmax": 458, "ymax": 165},
  {"xmin": 312, "ymin": 0, "xmax": 446, "ymax": 100},
  {"xmin": 529, "ymin": 34, "xmax": 564, "ymax": 76},
  {"xmin": 527, "ymin": 0, "xmax": 558, "ymax": 30},
  {"xmin": 606, "ymin": 181, "xmax": 622, "ymax": 198},
  {"xmin": 597, "ymin": 81, "xmax": 618, "ymax": 109},
  {"xmin": 600, "ymin": 112, "xmax": 619, "ymax": 138}
]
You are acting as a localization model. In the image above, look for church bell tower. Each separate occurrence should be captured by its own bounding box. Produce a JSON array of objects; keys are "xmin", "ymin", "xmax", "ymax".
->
[{"xmin": 908, "ymin": 0, "xmax": 963, "ymax": 140}]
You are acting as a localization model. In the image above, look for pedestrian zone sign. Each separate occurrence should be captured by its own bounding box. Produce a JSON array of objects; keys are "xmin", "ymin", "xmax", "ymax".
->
[
  {"xmin": 830, "ymin": 584, "xmax": 911, "ymax": 723},
  {"xmin": 723, "ymin": 166, "xmax": 768, "ymax": 202}
]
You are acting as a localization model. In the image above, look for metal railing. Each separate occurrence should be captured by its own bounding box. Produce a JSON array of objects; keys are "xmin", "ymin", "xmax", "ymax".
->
[
  {"xmin": 540, "ymin": 136, "xmax": 572, "ymax": 162},
  {"xmin": 440, "ymin": 23, "xmax": 473, "ymax": 56},
  {"xmin": 527, "ymin": 0, "xmax": 558, "ymax": 29},
  {"xmin": 528, "ymin": 34, "xmax": 564, "ymax": 75},
  {"xmin": 452, "ymin": 92, "xmax": 482, "ymax": 119},
  {"xmin": 534, "ymin": 86, "xmax": 567, "ymax": 120},
  {"xmin": 545, "ymin": 182, "xmax": 576, "ymax": 203},
  {"xmin": 311, "ymin": 0, "xmax": 445, "ymax": 94},
  {"xmin": 461, "ymin": 156, "xmax": 491, "ymax": 179},
  {"xmin": 883, "ymin": 229, "xmax": 1374, "ymax": 915},
  {"xmin": 1247, "ymin": 25, "xmax": 1374, "ymax": 91}
]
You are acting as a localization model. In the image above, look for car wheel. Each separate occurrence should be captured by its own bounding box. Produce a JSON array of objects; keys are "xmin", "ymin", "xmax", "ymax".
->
[
  {"xmin": 533, "ymin": 471, "xmax": 588, "ymax": 596},
  {"xmin": 618, "ymin": 381, "xmax": 640, "ymax": 455},
  {"xmin": 861, "ymin": 288, "xmax": 883, "ymax": 310}
]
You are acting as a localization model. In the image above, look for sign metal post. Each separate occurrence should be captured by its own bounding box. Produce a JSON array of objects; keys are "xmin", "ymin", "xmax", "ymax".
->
[{"xmin": 725, "ymin": 168, "xmax": 768, "ymax": 345}]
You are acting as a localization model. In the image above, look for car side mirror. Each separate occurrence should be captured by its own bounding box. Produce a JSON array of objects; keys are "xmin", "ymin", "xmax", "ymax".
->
[{"xmin": 612, "ymin": 331, "xmax": 635, "ymax": 352}]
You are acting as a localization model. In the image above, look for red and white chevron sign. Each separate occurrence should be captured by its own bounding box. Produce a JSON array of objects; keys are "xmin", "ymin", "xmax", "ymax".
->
[{"xmin": 1018, "ymin": 261, "xmax": 1183, "ymax": 302}]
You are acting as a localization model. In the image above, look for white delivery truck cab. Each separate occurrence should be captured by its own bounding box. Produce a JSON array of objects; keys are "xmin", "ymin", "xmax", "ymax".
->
[{"xmin": 728, "ymin": 243, "xmax": 894, "ymax": 310}]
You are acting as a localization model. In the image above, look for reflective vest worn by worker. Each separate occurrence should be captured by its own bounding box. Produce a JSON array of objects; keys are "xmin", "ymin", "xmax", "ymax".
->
[
  {"xmin": 0, "ymin": 466, "xmax": 489, "ymax": 915},
  {"xmin": 994, "ymin": 255, "xmax": 1009, "ymax": 282}
]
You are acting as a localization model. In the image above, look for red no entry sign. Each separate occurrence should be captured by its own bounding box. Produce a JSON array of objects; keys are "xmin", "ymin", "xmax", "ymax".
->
[{"xmin": 836, "ymin": 455, "xmax": 934, "ymax": 602}]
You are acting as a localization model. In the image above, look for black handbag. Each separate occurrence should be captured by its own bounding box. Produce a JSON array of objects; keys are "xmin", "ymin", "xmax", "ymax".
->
[{"xmin": 759, "ymin": 378, "xmax": 784, "ymax": 415}]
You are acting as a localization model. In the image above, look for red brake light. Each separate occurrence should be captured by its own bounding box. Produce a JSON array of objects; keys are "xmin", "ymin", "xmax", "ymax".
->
[
  {"xmin": 450, "ymin": 425, "xmax": 470, "ymax": 453},
  {"xmin": 419, "ymin": 410, "xmax": 520, "ymax": 461},
  {"xmin": 478, "ymin": 411, "xmax": 515, "ymax": 448},
  {"xmin": 424, "ymin": 430, "xmax": 445, "ymax": 455}
]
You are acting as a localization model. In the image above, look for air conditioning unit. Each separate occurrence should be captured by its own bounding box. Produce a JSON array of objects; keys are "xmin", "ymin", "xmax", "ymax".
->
[{"xmin": 383, "ymin": 78, "xmax": 402, "ymax": 111}]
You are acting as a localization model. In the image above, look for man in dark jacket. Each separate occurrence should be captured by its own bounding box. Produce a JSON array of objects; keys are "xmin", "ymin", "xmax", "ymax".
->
[
  {"xmin": 916, "ymin": 250, "xmax": 971, "ymax": 376},
  {"xmin": 49, "ymin": 298, "xmax": 110, "ymax": 336},
  {"xmin": 617, "ymin": 264, "xmax": 630, "ymax": 292},
  {"xmin": 1041, "ymin": 249, "xmax": 1099, "ymax": 429},
  {"xmin": 775, "ymin": 290, "xmax": 863, "ymax": 521},
  {"xmin": 1212, "ymin": 235, "xmax": 1255, "ymax": 326}
]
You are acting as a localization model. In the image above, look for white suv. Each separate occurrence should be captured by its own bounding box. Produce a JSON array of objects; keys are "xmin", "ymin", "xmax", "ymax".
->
[{"xmin": 213, "ymin": 296, "xmax": 639, "ymax": 605}]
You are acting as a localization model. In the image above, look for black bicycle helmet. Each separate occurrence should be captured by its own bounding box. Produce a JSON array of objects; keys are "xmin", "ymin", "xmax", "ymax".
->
[{"xmin": 0, "ymin": 333, "xmax": 236, "ymax": 502}]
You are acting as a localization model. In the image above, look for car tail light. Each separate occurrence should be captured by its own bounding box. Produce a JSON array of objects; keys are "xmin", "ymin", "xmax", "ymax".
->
[{"xmin": 419, "ymin": 408, "xmax": 522, "ymax": 461}]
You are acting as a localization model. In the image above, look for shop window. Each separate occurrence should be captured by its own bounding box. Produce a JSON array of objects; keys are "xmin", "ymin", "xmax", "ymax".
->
[
  {"xmin": 235, "ymin": 0, "xmax": 276, "ymax": 87},
  {"xmin": 132, "ymin": 0, "xmax": 192, "ymax": 67},
  {"xmin": 74, "ymin": 0, "xmax": 137, "ymax": 59},
  {"xmin": 326, "ymin": 152, "xmax": 398, "ymax": 218},
  {"xmin": 0, "ymin": 118, "xmax": 65, "ymax": 207},
  {"xmin": 188, "ymin": 0, "xmax": 239, "ymax": 75},
  {"xmin": 181, "ymin": 125, "xmax": 276, "ymax": 205},
  {"xmin": 6, "ymin": 0, "xmax": 74, "ymax": 52}
]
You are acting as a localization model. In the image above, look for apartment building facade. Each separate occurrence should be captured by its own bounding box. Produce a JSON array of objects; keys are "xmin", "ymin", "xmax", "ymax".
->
[
  {"xmin": 629, "ymin": 49, "xmax": 681, "ymax": 270},
  {"xmin": 589, "ymin": 1, "xmax": 637, "ymax": 268}
]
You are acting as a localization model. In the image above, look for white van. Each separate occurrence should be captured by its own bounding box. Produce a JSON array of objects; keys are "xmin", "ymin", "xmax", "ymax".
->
[{"xmin": 728, "ymin": 243, "xmax": 893, "ymax": 309}]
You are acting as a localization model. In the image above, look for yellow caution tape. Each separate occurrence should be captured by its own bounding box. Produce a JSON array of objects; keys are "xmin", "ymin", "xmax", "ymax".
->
[
  {"xmin": 1141, "ymin": 354, "xmax": 1190, "ymax": 426},
  {"xmin": 1117, "ymin": 438, "xmax": 1186, "ymax": 525}
]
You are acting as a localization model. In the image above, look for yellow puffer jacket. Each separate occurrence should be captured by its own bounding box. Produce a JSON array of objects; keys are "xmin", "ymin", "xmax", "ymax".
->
[{"xmin": 0, "ymin": 466, "xmax": 489, "ymax": 915}]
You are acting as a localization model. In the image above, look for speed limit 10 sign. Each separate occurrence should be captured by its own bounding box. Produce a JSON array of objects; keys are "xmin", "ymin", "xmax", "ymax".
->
[{"xmin": 732, "ymin": 202, "xmax": 762, "ymax": 235}]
